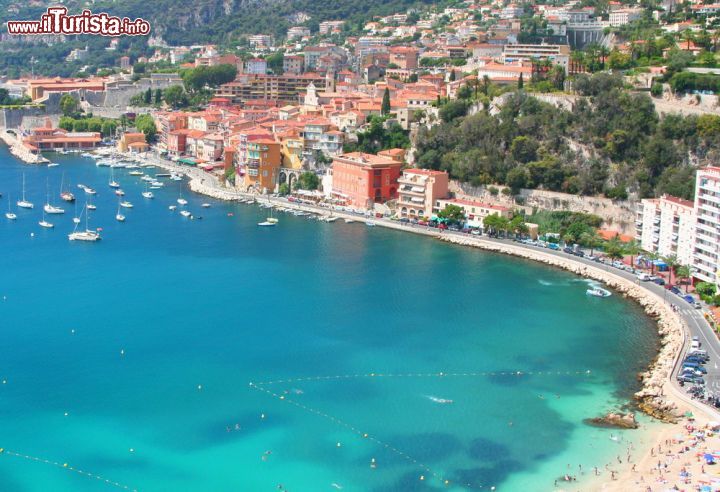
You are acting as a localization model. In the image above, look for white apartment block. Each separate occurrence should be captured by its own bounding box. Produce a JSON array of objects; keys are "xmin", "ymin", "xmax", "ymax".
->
[
  {"xmin": 609, "ymin": 8, "xmax": 643, "ymax": 27},
  {"xmin": 693, "ymin": 167, "xmax": 720, "ymax": 284},
  {"xmin": 638, "ymin": 195, "xmax": 695, "ymax": 267}
]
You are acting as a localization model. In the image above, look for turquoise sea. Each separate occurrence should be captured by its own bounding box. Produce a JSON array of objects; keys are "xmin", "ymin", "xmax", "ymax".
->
[{"xmin": 0, "ymin": 146, "xmax": 660, "ymax": 491}]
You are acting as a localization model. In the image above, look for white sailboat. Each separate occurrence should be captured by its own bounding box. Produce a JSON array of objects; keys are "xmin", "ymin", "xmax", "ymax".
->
[
  {"xmin": 109, "ymin": 167, "xmax": 120, "ymax": 189},
  {"xmin": 142, "ymin": 182, "xmax": 154, "ymax": 199},
  {"xmin": 116, "ymin": 200, "xmax": 126, "ymax": 222},
  {"xmin": 68, "ymin": 204, "xmax": 101, "ymax": 242},
  {"xmin": 180, "ymin": 210, "xmax": 192, "ymax": 217},
  {"xmin": 39, "ymin": 209, "xmax": 54, "ymax": 228},
  {"xmin": 72, "ymin": 201, "xmax": 81, "ymax": 224},
  {"xmin": 17, "ymin": 174, "xmax": 34, "ymax": 209},
  {"xmin": 59, "ymin": 172, "xmax": 75, "ymax": 202},
  {"xmin": 43, "ymin": 181, "xmax": 65, "ymax": 214},
  {"xmin": 5, "ymin": 194, "xmax": 17, "ymax": 220}
]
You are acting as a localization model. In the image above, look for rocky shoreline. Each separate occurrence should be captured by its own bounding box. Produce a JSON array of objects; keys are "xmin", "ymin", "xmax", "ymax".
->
[
  {"xmin": 0, "ymin": 130, "xmax": 48, "ymax": 164},
  {"xmin": 437, "ymin": 235, "xmax": 685, "ymax": 423}
]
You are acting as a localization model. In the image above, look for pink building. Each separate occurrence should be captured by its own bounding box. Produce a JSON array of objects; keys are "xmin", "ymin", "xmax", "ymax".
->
[
  {"xmin": 397, "ymin": 169, "xmax": 449, "ymax": 219},
  {"xmin": 330, "ymin": 152, "xmax": 402, "ymax": 209}
]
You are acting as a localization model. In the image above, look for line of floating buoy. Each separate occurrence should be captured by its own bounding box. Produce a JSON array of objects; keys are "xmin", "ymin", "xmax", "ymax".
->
[
  {"xmin": 251, "ymin": 369, "xmax": 592, "ymax": 387},
  {"xmin": 0, "ymin": 448, "xmax": 136, "ymax": 491},
  {"xmin": 249, "ymin": 383, "xmax": 473, "ymax": 489}
]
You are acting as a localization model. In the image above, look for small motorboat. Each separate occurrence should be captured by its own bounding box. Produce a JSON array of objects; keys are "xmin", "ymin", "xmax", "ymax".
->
[
  {"xmin": 60, "ymin": 191, "xmax": 75, "ymax": 202},
  {"xmin": 258, "ymin": 221, "xmax": 276, "ymax": 227},
  {"xmin": 116, "ymin": 213, "xmax": 126, "ymax": 222},
  {"xmin": 115, "ymin": 189, "xmax": 125, "ymax": 196},
  {"xmin": 47, "ymin": 162, "xmax": 60, "ymax": 168},
  {"xmin": 586, "ymin": 287, "xmax": 611, "ymax": 298},
  {"xmin": 84, "ymin": 187, "xmax": 97, "ymax": 195},
  {"xmin": 73, "ymin": 217, "xmax": 81, "ymax": 224},
  {"xmin": 177, "ymin": 198, "xmax": 188, "ymax": 206},
  {"xmin": 180, "ymin": 210, "xmax": 192, "ymax": 218},
  {"xmin": 39, "ymin": 220, "xmax": 54, "ymax": 228},
  {"xmin": 87, "ymin": 204, "xmax": 97, "ymax": 210},
  {"xmin": 366, "ymin": 221, "xmax": 376, "ymax": 227},
  {"xmin": 168, "ymin": 205, "xmax": 177, "ymax": 211},
  {"xmin": 201, "ymin": 203, "xmax": 211, "ymax": 208},
  {"xmin": 129, "ymin": 170, "xmax": 144, "ymax": 176},
  {"xmin": 43, "ymin": 204, "xmax": 65, "ymax": 214},
  {"xmin": 142, "ymin": 191, "xmax": 154, "ymax": 199},
  {"xmin": 120, "ymin": 201, "xmax": 133, "ymax": 209},
  {"xmin": 5, "ymin": 212, "xmax": 17, "ymax": 220}
]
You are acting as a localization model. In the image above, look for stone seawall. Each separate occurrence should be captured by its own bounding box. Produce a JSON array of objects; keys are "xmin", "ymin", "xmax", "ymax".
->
[{"xmin": 438, "ymin": 234, "xmax": 684, "ymax": 422}]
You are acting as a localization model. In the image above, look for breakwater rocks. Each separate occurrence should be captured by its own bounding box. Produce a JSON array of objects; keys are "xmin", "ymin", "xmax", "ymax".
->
[
  {"xmin": 439, "ymin": 235, "xmax": 684, "ymax": 423},
  {"xmin": 585, "ymin": 412, "xmax": 638, "ymax": 429},
  {"xmin": 187, "ymin": 177, "xmax": 242, "ymax": 201}
]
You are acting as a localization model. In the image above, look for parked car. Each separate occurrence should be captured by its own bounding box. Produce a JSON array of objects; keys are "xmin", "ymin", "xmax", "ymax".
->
[
  {"xmin": 548, "ymin": 243, "xmax": 560, "ymax": 250},
  {"xmin": 683, "ymin": 294, "xmax": 695, "ymax": 304},
  {"xmin": 652, "ymin": 278, "xmax": 666, "ymax": 286},
  {"xmin": 563, "ymin": 247, "xmax": 574, "ymax": 254},
  {"xmin": 637, "ymin": 273, "xmax": 651, "ymax": 281},
  {"xmin": 670, "ymin": 286, "xmax": 681, "ymax": 295}
]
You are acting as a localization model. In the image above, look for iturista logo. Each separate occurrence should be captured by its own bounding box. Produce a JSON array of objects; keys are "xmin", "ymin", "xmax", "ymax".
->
[{"xmin": 6, "ymin": 7, "xmax": 151, "ymax": 36}]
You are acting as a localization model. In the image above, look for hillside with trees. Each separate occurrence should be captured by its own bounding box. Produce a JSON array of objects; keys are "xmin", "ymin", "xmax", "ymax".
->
[{"xmin": 415, "ymin": 73, "xmax": 720, "ymax": 201}]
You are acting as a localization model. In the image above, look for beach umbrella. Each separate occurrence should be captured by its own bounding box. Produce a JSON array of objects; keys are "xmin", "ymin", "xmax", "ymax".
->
[
  {"xmin": 700, "ymin": 486, "xmax": 711, "ymax": 492},
  {"xmin": 685, "ymin": 411, "xmax": 695, "ymax": 418}
]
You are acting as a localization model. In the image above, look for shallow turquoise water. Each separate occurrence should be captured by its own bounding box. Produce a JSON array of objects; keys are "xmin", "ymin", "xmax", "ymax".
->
[{"xmin": 0, "ymin": 147, "xmax": 659, "ymax": 491}]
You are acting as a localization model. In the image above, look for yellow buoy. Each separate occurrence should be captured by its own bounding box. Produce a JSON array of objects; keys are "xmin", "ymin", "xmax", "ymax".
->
[
  {"xmin": 420, "ymin": 475, "xmax": 425, "ymax": 481},
  {"xmin": 63, "ymin": 463, "xmax": 68, "ymax": 468}
]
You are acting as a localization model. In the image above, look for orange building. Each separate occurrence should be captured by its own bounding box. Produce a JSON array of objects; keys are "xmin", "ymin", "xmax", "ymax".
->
[
  {"xmin": 28, "ymin": 77, "xmax": 106, "ymax": 101},
  {"xmin": 117, "ymin": 132, "xmax": 148, "ymax": 152},
  {"xmin": 242, "ymin": 139, "xmax": 281, "ymax": 193},
  {"xmin": 330, "ymin": 152, "xmax": 402, "ymax": 210},
  {"xmin": 23, "ymin": 119, "xmax": 101, "ymax": 151}
]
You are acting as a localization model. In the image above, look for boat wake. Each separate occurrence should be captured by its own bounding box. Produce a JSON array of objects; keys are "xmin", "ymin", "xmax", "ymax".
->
[
  {"xmin": 425, "ymin": 395, "xmax": 454, "ymax": 404},
  {"xmin": 538, "ymin": 279, "xmax": 554, "ymax": 286}
]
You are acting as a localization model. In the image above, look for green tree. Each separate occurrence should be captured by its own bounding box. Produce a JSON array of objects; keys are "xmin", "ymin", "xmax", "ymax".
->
[
  {"xmin": 143, "ymin": 88, "xmax": 152, "ymax": 104},
  {"xmin": 604, "ymin": 237, "xmax": 625, "ymax": 261},
  {"xmin": 449, "ymin": 70, "xmax": 456, "ymax": 82},
  {"xmin": 510, "ymin": 136, "xmax": 539, "ymax": 163},
  {"xmin": 622, "ymin": 239, "xmax": 642, "ymax": 271},
  {"xmin": 59, "ymin": 94, "xmax": 79, "ymax": 116},
  {"xmin": 381, "ymin": 87, "xmax": 391, "ymax": 116},
  {"xmin": 134, "ymin": 113, "xmax": 157, "ymax": 143},
  {"xmin": 278, "ymin": 183, "xmax": 290, "ymax": 195},
  {"xmin": 662, "ymin": 254, "xmax": 678, "ymax": 285},
  {"xmin": 579, "ymin": 230, "xmax": 603, "ymax": 256},
  {"xmin": 163, "ymin": 85, "xmax": 188, "ymax": 109},
  {"xmin": 154, "ymin": 88, "xmax": 162, "ymax": 104},
  {"xmin": 518, "ymin": 72, "xmax": 524, "ymax": 90},
  {"xmin": 297, "ymin": 171, "xmax": 320, "ymax": 190},
  {"xmin": 675, "ymin": 265, "xmax": 691, "ymax": 293},
  {"xmin": 437, "ymin": 204, "xmax": 465, "ymax": 224}
]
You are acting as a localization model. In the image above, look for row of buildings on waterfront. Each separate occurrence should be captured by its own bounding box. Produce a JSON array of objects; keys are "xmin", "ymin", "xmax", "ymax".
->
[{"xmin": 637, "ymin": 167, "xmax": 720, "ymax": 285}]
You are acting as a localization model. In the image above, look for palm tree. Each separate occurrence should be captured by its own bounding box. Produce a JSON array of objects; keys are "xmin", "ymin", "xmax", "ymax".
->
[
  {"xmin": 605, "ymin": 236, "xmax": 625, "ymax": 262},
  {"xmin": 663, "ymin": 254, "xmax": 679, "ymax": 285},
  {"xmin": 645, "ymin": 251, "xmax": 660, "ymax": 275},
  {"xmin": 623, "ymin": 240, "xmax": 642, "ymax": 271},
  {"xmin": 676, "ymin": 265, "xmax": 691, "ymax": 293},
  {"xmin": 580, "ymin": 230, "xmax": 603, "ymax": 256}
]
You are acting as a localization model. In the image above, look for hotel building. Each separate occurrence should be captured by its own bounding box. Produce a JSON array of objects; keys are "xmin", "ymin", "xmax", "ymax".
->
[
  {"xmin": 637, "ymin": 194, "xmax": 695, "ymax": 267},
  {"xmin": 693, "ymin": 167, "xmax": 720, "ymax": 284},
  {"xmin": 435, "ymin": 198, "xmax": 512, "ymax": 230},
  {"xmin": 397, "ymin": 169, "xmax": 449, "ymax": 219},
  {"xmin": 330, "ymin": 152, "xmax": 402, "ymax": 209},
  {"xmin": 216, "ymin": 73, "xmax": 324, "ymax": 104}
]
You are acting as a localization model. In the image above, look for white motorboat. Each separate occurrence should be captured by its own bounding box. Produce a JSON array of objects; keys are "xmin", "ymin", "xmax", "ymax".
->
[
  {"xmin": 129, "ymin": 170, "xmax": 144, "ymax": 176},
  {"xmin": 586, "ymin": 287, "xmax": 611, "ymax": 298},
  {"xmin": 257, "ymin": 221, "xmax": 276, "ymax": 226},
  {"xmin": 116, "ymin": 213, "xmax": 126, "ymax": 222},
  {"xmin": 142, "ymin": 191, "xmax": 154, "ymax": 199},
  {"xmin": 80, "ymin": 152, "xmax": 93, "ymax": 158},
  {"xmin": 168, "ymin": 205, "xmax": 177, "ymax": 211},
  {"xmin": 47, "ymin": 162, "xmax": 60, "ymax": 168},
  {"xmin": 84, "ymin": 187, "xmax": 97, "ymax": 195},
  {"xmin": 96, "ymin": 159, "xmax": 112, "ymax": 167},
  {"xmin": 180, "ymin": 210, "xmax": 192, "ymax": 217},
  {"xmin": 366, "ymin": 221, "xmax": 376, "ymax": 227},
  {"xmin": 120, "ymin": 201, "xmax": 133, "ymax": 208},
  {"xmin": 201, "ymin": 203, "xmax": 211, "ymax": 208},
  {"xmin": 73, "ymin": 217, "xmax": 81, "ymax": 224},
  {"xmin": 43, "ymin": 203, "xmax": 65, "ymax": 214},
  {"xmin": 141, "ymin": 175, "xmax": 153, "ymax": 182},
  {"xmin": 87, "ymin": 203, "xmax": 97, "ymax": 210},
  {"xmin": 177, "ymin": 198, "xmax": 188, "ymax": 206},
  {"xmin": 115, "ymin": 189, "xmax": 125, "ymax": 196},
  {"xmin": 17, "ymin": 174, "xmax": 34, "ymax": 209},
  {"xmin": 170, "ymin": 175, "xmax": 182, "ymax": 181}
]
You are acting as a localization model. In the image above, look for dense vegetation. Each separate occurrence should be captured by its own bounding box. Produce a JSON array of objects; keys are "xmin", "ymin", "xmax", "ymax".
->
[{"xmin": 415, "ymin": 73, "xmax": 720, "ymax": 200}]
